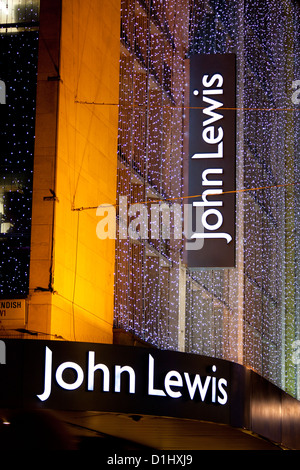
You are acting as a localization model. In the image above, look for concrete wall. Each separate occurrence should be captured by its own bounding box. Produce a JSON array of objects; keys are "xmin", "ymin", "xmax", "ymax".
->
[{"xmin": 28, "ymin": 0, "xmax": 120, "ymax": 343}]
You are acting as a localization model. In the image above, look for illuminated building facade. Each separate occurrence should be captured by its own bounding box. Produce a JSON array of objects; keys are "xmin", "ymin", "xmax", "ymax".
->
[
  {"xmin": 113, "ymin": 0, "xmax": 190, "ymax": 351},
  {"xmin": 0, "ymin": 0, "xmax": 300, "ymax": 451},
  {"xmin": 114, "ymin": 0, "xmax": 300, "ymax": 401}
]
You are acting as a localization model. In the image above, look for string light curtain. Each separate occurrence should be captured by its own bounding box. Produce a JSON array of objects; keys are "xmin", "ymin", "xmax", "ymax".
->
[
  {"xmin": 186, "ymin": 0, "xmax": 300, "ymax": 396},
  {"xmin": 0, "ymin": 0, "xmax": 40, "ymax": 298},
  {"xmin": 115, "ymin": 0, "xmax": 300, "ymax": 398}
]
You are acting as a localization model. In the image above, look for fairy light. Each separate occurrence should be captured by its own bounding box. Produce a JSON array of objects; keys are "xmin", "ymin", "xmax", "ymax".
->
[
  {"xmin": 115, "ymin": 0, "xmax": 188, "ymax": 350},
  {"xmin": 0, "ymin": 1, "xmax": 39, "ymax": 298},
  {"xmin": 1, "ymin": 0, "xmax": 299, "ymax": 399},
  {"xmin": 114, "ymin": 0, "xmax": 300, "ymax": 398}
]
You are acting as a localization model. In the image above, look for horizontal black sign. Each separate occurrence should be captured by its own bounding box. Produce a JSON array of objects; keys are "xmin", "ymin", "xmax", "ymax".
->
[
  {"xmin": 186, "ymin": 54, "xmax": 236, "ymax": 268},
  {"xmin": 0, "ymin": 339, "xmax": 246, "ymax": 427}
]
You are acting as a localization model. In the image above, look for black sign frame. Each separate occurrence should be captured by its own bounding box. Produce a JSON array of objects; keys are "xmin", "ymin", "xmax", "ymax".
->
[{"xmin": 186, "ymin": 53, "xmax": 236, "ymax": 268}]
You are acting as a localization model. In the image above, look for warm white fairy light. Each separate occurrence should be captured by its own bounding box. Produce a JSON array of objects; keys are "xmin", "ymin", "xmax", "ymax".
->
[{"xmin": 115, "ymin": 0, "xmax": 300, "ymax": 397}]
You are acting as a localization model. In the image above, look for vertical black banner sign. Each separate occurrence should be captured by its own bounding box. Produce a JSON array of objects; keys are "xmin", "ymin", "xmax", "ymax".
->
[{"xmin": 186, "ymin": 54, "xmax": 236, "ymax": 268}]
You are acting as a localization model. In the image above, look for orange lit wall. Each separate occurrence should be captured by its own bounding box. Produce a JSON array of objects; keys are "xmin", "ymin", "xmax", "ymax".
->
[{"xmin": 28, "ymin": 0, "xmax": 120, "ymax": 343}]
